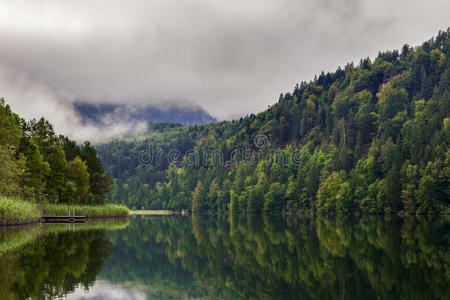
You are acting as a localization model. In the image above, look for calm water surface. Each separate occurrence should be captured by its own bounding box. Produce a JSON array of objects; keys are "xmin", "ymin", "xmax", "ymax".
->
[{"xmin": 0, "ymin": 215, "xmax": 448, "ymax": 299}]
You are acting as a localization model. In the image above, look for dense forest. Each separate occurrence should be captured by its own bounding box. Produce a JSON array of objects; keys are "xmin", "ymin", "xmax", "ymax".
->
[
  {"xmin": 0, "ymin": 99, "xmax": 111, "ymax": 205},
  {"xmin": 97, "ymin": 29, "xmax": 450, "ymax": 214}
]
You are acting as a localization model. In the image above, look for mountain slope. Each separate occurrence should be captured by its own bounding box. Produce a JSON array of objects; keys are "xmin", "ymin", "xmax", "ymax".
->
[{"xmin": 97, "ymin": 29, "xmax": 450, "ymax": 214}]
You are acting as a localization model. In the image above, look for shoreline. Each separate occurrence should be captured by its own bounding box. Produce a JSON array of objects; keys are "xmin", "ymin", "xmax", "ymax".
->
[
  {"xmin": 0, "ymin": 215, "xmax": 130, "ymax": 227},
  {"xmin": 1, "ymin": 197, "xmax": 129, "ymax": 226},
  {"xmin": 129, "ymin": 210, "xmax": 176, "ymax": 216}
]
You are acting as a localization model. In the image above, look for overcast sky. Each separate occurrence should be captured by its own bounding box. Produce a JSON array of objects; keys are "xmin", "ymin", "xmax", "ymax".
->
[{"xmin": 0, "ymin": 0, "xmax": 449, "ymax": 141}]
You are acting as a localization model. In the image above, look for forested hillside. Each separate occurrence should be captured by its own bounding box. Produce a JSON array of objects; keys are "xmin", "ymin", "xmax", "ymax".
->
[
  {"xmin": 0, "ymin": 99, "xmax": 111, "ymax": 205},
  {"xmin": 97, "ymin": 29, "xmax": 450, "ymax": 214}
]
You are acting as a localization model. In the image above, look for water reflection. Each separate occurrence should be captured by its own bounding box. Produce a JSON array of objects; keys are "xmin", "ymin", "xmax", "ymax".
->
[
  {"xmin": 0, "ymin": 216, "xmax": 448, "ymax": 299},
  {"xmin": 65, "ymin": 280, "xmax": 146, "ymax": 300},
  {"xmin": 101, "ymin": 215, "xmax": 449, "ymax": 299},
  {"xmin": 0, "ymin": 220, "xmax": 128, "ymax": 300}
]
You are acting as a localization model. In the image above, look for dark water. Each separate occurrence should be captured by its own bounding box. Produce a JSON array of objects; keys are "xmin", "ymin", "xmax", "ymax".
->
[{"xmin": 0, "ymin": 215, "xmax": 448, "ymax": 299}]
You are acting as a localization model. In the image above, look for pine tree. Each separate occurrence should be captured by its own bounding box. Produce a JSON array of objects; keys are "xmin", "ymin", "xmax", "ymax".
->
[
  {"xmin": 46, "ymin": 147, "xmax": 68, "ymax": 203},
  {"xmin": 20, "ymin": 140, "xmax": 50, "ymax": 201},
  {"xmin": 80, "ymin": 142, "xmax": 112, "ymax": 204}
]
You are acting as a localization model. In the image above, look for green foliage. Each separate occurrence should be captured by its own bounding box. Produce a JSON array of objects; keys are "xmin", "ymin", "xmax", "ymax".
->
[
  {"xmin": 0, "ymin": 99, "xmax": 112, "ymax": 206},
  {"xmin": 46, "ymin": 147, "xmax": 68, "ymax": 202},
  {"xmin": 96, "ymin": 29, "xmax": 450, "ymax": 214},
  {"xmin": 0, "ymin": 98, "xmax": 22, "ymax": 148},
  {"xmin": 80, "ymin": 142, "xmax": 112, "ymax": 204},
  {"xmin": 264, "ymin": 182, "xmax": 284, "ymax": 212},
  {"xmin": 19, "ymin": 140, "xmax": 50, "ymax": 201},
  {"xmin": 65, "ymin": 157, "xmax": 90, "ymax": 204},
  {"xmin": 317, "ymin": 171, "xmax": 353, "ymax": 213},
  {"xmin": 0, "ymin": 146, "xmax": 25, "ymax": 198}
]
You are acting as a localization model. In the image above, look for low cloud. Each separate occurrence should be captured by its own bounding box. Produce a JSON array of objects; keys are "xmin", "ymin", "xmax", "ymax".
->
[
  {"xmin": 0, "ymin": 67, "xmax": 147, "ymax": 142},
  {"xmin": 1, "ymin": 0, "xmax": 449, "ymax": 139}
]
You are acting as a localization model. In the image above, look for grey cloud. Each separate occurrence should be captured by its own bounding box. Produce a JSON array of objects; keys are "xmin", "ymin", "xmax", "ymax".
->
[
  {"xmin": 0, "ymin": 0, "xmax": 449, "ymax": 141},
  {"xmin": 0, "ymin": 67, "xmax": 147, "ymax": 142}
]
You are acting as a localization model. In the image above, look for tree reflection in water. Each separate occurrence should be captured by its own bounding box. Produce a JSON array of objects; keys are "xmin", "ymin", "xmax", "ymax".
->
[
  {"xmin": 0, "ymin": 216, "xmax": 448, "ymax": 299},
  {"xmin": 102, "ymin": 215, "xmax": 449, "ymax": 300},
  {"xmin": 0, "ymin": 224, "xmax": 117, "ymax": 300}
]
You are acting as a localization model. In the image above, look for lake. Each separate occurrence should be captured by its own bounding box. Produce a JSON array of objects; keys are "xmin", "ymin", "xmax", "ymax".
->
[{"xmin": 0, "ymin": 215, "xmax": 448, "ymax": 299}]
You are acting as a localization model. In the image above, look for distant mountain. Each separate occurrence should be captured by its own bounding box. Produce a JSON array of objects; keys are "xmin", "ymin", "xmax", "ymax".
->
[{"xmin": 74, "ymin": 102, "xmax": 217, "ymax": 126}]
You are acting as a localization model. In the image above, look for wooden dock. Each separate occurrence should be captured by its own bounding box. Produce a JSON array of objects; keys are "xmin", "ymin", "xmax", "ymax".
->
[{"xmin": 42, "ymin": 216, "xmax": 86, "ymax": 223}]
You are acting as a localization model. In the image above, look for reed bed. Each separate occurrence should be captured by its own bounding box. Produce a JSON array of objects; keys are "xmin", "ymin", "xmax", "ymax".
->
[
  {"xmin": 0, "ymin": 197, "xmax": 42, "ymax": 225},
  {"xmin": 41, "ymin": 204, "xmax": 129, "ymax": 218},
  {"xmin": 1, "ymin": 196, "xmax": 129, "ymax": 226}
]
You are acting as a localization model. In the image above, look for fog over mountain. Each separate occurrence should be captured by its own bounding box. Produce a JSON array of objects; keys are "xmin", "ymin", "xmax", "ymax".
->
[
  {"xmin": 0, "ymin": 0, "xmax": 449, "ymax": 141},
  {"xmin": 75, "ymin": 101, "xmax": 216, "ymax": 127}
]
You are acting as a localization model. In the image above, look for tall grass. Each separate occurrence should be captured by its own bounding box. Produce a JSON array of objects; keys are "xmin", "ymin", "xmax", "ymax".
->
[
  {"xmin": 1, "ymin": 197, "xmax": 128, "ymax": 226},
  {"xmin": 0, "ymin": 197, "xmax": 41, "ymax": 225},
  {"xmin": 41, "ymin": 204, "xmax": 129, "ymax": 218}
]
